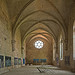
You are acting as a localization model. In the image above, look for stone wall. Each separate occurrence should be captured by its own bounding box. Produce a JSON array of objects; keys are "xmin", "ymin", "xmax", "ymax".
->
[
  {"xmin": 14, "ymin": 28, "xmax": 21, "ymax": 58},
  {"xmin": 53, "ymin": 4, "xmax": 75, "ymax": 72},
  {"xmin": 0, "ymin": 1, "xmax": 23, "ymax": 73},
  {"xmin": 26, "ymin": 38, "xmax": 53, "ymax": 65},
  {"xmin": 0, "ymin": 1, "xmax": 13, "ymax": 74},
  {"xmin": 67, "ymin": 4, "xmax": 75, "ymax": 72}
]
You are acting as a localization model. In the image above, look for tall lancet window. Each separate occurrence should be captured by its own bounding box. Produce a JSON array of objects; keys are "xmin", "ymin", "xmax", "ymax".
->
[
  {"xmin": 53, "ymin": 40, "xmax": 56, "ymax": 61},
  {"xmin": 60, "ymin": 38, "xmax": 63, "ymax": 60},
  {"xmin": 73, "ymin": 21, "xmax": 75, "ymax": 60}
]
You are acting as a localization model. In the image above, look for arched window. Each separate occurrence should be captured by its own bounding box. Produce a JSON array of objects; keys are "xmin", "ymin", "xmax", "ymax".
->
[
  {"xmin": 60, "ymin": 38, "xmax": 63, "ymax": 60},
  {"xmin": 73, "ymin": 21, "xmax": 75, "ymax": 60},
  {"xmin": 53, "ymin": 39, "xmax": 56, "ymax": 61}
]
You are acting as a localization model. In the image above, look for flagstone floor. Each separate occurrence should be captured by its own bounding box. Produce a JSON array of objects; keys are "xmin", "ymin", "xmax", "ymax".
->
[{"xmin": 1, "ymin": 65, "xmax": 75, "ymax": 75}]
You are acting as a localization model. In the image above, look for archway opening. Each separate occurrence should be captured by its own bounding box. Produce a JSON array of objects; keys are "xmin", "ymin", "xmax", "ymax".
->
[{"xmin": 24, "ymin": 29, "xmax": 56, "ymax": 65}]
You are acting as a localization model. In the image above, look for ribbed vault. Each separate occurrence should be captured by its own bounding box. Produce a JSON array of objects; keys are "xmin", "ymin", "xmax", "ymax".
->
[
  {"xmin": 5, "ymin": 0, "xmax": 74, "ymax": 44},
  {"xmin": 25, "ymin": 29, "xmax": 54, "ymax": 45},
  {"xmin": 22, "ymin": 23, "xmax": 57, "ymax": 43}
]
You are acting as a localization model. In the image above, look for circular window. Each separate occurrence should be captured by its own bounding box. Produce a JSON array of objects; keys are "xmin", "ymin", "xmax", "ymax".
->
[{"xmin": 35, "ymin": 40, "xmax": 43, "ymax": 49}]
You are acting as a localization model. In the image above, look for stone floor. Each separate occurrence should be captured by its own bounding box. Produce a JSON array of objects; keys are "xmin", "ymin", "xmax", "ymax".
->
[{"xmin": 1, "ymin": 65, "xmax": 75, "ymax": 75}]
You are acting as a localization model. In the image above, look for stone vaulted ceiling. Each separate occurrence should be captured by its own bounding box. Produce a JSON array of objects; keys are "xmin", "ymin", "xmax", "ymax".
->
[{"xmin": 5, "ymin": 0, "xmax": 74, "ymax": 43}]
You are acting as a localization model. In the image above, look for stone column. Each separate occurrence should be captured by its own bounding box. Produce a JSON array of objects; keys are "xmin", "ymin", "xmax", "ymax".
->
[
  {"xmin": 11, "ymin": 40, "xmax": 16, "ymax": 51},
  {"xmin": 56, "ymin": 41, "xmax": 58, "ymax": 53},
  {"xmin": 21, "ymin": 46, "xmax": 25, "ymax": 66},
  {"xmin": 4, "ymin": 56, "xmax": 5, "ymax": 67},
  {"xmin": 11, "ymin": 40, "xmax": 16, "ymax": 68},
  {"xmin": 21, "ymin": 47, "xmax": 24, "ymax": 54},
  {"xmin": 64, "ymin": 39, "xmax": 68, "ymax": 51}
]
